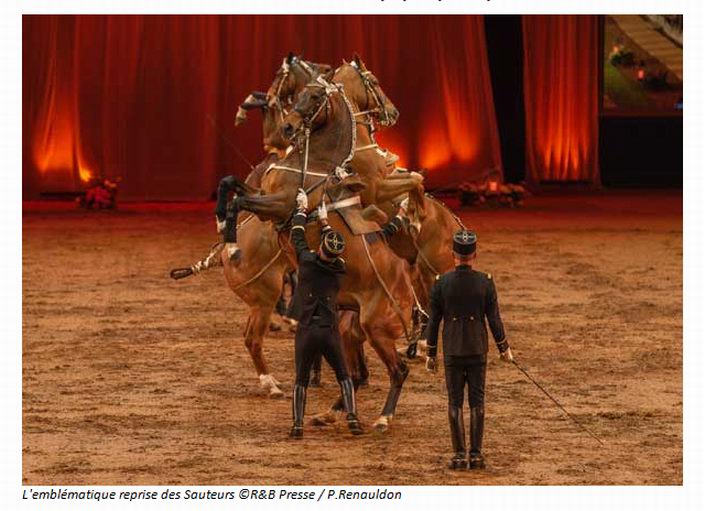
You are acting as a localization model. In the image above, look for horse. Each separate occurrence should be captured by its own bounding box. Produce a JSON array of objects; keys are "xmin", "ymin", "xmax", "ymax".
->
[
  {"xmin": 219, "ymin": 76, "xmax": 417, "ymax": 431},
  {"xmin": 171, "ymin": 57, "xmax": 335, "ymax": 398}
]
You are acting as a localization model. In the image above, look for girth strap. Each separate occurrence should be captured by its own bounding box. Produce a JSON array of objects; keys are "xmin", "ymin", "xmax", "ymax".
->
[{"xmin": 360, "ymin": 235, "xmax": 411, "ymax": 343}]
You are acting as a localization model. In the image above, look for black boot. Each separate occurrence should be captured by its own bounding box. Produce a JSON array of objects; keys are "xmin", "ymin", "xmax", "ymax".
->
[
  {"xmin": 469, "ymin": 406, "xmax": 485, "ymax": 469},
  {"xmin": 447, "ymin": 405, "xmax": 468, "ymax": 470},
  {"xmin": 340, "ymin": 378, "xmax": 363, "ymax": 435},
  {"xmin": 289, "ymin": 384, "xmax": 307, "ymax": 439}
]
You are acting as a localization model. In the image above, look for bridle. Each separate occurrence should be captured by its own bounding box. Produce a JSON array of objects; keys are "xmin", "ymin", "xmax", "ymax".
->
[
  {"xmin": 349, "ymin": 60, "xmax": 394, "ymax": 128},
  {"xmin": 267, "ymin": 75, "xmax": 356, "ymax": 194},
  {"xmin": 271, "ymin": 56, "xmax": 317, "ymax": 124}
]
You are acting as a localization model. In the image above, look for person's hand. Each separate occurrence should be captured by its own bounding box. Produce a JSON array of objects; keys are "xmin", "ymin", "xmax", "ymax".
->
[
  {"xmin": 425, "ymin": 356, "xmax": 437, "ymax": 373},
  {"xmin": 296, "ymin": 188, "xmax": 308, "ymax": 211},
  {"xmin": 318, "ymin": 201, "xmax": 328, "ymax": 221},
  {"xmin": 500, "ymin": 347, "xmax": 514, "ymax": 363}
]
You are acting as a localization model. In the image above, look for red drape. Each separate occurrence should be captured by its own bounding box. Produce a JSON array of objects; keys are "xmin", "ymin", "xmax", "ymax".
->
[
  {"xmin": 23, "ymin": 15, "xmax": 502, "ymax": 200},
  {"xmin": 522, "ymin": 15, "xmax": 600, "ymax": 185}
]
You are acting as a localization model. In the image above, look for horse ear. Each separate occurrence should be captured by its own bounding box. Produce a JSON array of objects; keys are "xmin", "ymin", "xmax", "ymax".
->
[
  {"xmin": 353, "ymin": 52, "xmax": 365, "ymax": 69},
  {"xmin": 286, "ymin": 52, "xmax": 295, "ymax": 63}
]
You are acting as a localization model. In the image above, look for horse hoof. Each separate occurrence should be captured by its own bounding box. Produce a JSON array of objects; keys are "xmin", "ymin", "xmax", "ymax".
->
[
  {"xmin": 269, "ymin": 388, "xmax": 284, "ymax": 399},
  {"xmin": 373, "ymin": 416, "xmax": 391, "ymax": 432},
  {"xmin": 259, "ymin": 374, "xmax": 283, "ymax": 398}
]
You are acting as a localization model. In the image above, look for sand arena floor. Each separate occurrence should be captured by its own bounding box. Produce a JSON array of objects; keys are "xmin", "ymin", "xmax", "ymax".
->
[{"xmin": 22, "ymin": 192, "xmax": 682, "ymax": 485}]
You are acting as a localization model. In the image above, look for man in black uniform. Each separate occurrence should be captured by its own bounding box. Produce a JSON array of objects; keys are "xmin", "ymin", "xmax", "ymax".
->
[
  {"xmin": 426, "ymin": 230, "xmax": 514, "ymax": 469},
  {"xmin": 289, "ymin": 189, "xmax": 363, "ymax": 439}
]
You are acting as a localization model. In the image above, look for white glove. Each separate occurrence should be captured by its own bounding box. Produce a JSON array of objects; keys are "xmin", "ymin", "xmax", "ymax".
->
[
  {"xmin": 296, "ymin": 188, "xmax": 308, "ymax": 211},
  {"xmin": 399, "ymin": 197, "xmax": 409, "ymax": 216},
  {"xmin": 500, "ymin": 347, "xmax": 514, "ymax": 363},
  {"xmin": 318, "ymin": 201, "xmax": 328, "ymax": 221},
  {"xmin": 425, "ymin": 356, "xmax": 437, "ymax": 373}
]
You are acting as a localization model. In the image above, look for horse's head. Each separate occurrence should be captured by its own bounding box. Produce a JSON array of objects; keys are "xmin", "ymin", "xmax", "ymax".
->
[
  {"xmin": 336, "ymin": 54, "xmax": 399, "ymax": 128},
  {"xmin": 258, "ymin": 53, "xmax": 332, "ymax": 151},
  {"xmin": 280, "ymin": 77, "xmax": 337, "ymax": 143},
  {"xmin": 266, "ymin": 53, "xmax": 331, "ymax": 105}
]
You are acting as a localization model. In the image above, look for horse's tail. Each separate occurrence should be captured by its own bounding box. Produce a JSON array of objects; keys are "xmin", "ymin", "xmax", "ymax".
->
[{"xmin": 170, "ymin": 242, "xmax": 224, "ymax": 280}]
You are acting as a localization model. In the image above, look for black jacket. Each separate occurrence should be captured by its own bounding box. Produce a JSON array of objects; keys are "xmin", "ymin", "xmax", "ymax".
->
[
  {"xmin": 426, "ymin": 265, "xmax": 508, "ymax": 359},
  {"xmin": 289, "ymin": 210, "xmax": 346, "ymax": 327}
]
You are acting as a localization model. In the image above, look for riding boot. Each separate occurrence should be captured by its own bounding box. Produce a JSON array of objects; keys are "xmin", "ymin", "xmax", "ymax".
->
[
  {"xmin": 340, "ymin": 378, "xmax": 363, "ymax": 435},
  {"xmin": 224, "ymin": 199, "xmax": 241, "ymax": 262},
  {"xmin": 469, "ymin": 406, "xmax": 486, "ymax": 469},
  {"xmin": 447, "ymin": 405, "xmax": 468, "ymax": 469},
  {"xmin": 289, "ymin": 384, "xmax": 307, "ymax": 439}
]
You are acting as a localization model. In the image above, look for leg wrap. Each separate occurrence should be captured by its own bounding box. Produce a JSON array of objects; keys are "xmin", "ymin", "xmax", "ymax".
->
[
  {"xmin": 215, "ymin": 176, "xmax": 237, "ymax": 222},
  {"xmin": 224, "ymin": 199, "xmax": 239, "ymax": 244}
]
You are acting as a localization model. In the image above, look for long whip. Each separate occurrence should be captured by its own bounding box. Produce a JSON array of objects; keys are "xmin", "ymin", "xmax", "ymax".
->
[
  {"xmin": 511, "ymin": 359, "xmax": 604, "ymax": 445},
  {"xmin": 205, "ymin": 114, "xmax": 255, "ymax": 171}
]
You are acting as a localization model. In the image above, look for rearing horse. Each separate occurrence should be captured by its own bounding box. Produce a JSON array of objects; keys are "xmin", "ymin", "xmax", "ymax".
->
[{"xmin": 223, "ymin": 77, "xmax": 415, "ymax": 431}]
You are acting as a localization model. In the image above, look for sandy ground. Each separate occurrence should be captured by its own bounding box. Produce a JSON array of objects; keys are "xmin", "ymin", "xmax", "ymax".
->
[{"xmin": 22, "ymin": 192, "xmax": 682, "ymax": 485}]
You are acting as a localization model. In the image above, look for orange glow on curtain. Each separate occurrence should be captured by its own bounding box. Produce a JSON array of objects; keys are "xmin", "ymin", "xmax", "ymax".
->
[
  {"xmin": 24, "ymin": 15, "xmax": 501, "ymax": 199},
  {"xmin": 522, "ymin": 16, "xmax": 600, "ymax": 184}
]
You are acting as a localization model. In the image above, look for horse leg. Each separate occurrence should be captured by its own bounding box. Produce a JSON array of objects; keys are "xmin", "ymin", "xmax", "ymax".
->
[
  {"xmin": 360, "ymin": 306, "xmax": 409, "ymax": 433},
  {"xmin": 375, "ymin": 174, "xmax": 424, "ymax": 205},
  {"xmin": 244, "ymin": 305, "xmax": 283, "ymax": 398},
  {"xmin": 223, "ymin": 192, "xmax": 292, "ymax": 262}
]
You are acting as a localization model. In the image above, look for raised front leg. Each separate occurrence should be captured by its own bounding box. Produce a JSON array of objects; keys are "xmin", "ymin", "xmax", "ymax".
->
[{"xmin": 375, "ymin": 173, "xmax": 424, "ymax": 205}]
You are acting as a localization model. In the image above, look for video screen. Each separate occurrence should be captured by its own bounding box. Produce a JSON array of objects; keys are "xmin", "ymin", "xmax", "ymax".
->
[{"xmin": 603, "ymin": 15, "xmax": 682, "ymax": 114}]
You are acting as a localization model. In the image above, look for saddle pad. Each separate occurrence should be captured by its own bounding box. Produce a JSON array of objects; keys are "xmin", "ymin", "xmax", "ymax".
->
[{"xmin": 336, "ymin": 203, "xmax": 382, "ymax": 235}]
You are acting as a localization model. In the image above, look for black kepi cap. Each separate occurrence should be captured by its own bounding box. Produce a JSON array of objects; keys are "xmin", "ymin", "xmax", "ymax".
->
[
  {"xmin": 321, "ymin": 230, "xmax": 345, "ymax": 258},
  {"xmin": 453, "ymin": 230, "xmax": 477, "ymax": 256}
]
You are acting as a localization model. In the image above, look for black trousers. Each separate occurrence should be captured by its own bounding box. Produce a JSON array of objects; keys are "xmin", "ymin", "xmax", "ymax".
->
[
  {"xmin": 295, "ymin": 323, "xmax": 349, "ymax": 386},
  {"xmin": 444, "ymin": 355, "xmax": 487, "ymax": 408}
]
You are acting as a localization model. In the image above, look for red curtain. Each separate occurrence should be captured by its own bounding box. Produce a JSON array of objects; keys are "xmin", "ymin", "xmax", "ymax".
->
[
  {"xmin": 522, "ymin": 15, "xmax": 600, "ymax": 185},
  {"xmin": 23, "ymin": 15, "xmax": 502, "ymax": 200}
]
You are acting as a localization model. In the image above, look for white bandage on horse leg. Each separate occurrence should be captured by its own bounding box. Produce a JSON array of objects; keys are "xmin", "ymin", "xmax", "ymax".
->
[
  {"xmin": 259, "ymin": 374, "xmax": 283, "ymax": 396},
  {"xmin": 216, "ymin": 216, "xmax": 226, "ymax": 233}
]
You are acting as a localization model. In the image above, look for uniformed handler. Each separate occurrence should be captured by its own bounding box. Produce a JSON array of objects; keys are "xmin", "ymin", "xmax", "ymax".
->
[
  {"xmin": 425, "ymin": 230, "xmax": 514, "ymax": 469},
  {"xmin": 289, "ymin": 189, "xmax": 363, "ymax": 438}
]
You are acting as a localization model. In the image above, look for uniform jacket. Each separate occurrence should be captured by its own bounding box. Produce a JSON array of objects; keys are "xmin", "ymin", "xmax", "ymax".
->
[
  {"xmin": 426, "ymin": 265, "xmax": 508, "ymax": 359},
  {"xmin": 289, "ymin": 210, "xmax": 346, "ymax": 327}
]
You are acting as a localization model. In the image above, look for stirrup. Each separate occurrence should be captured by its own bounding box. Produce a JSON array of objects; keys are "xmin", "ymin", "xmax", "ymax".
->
[
  {"xmin": 289, "ymin": 426, "xmax": 304, "ymax": 439},
  {"xmin": 469, "ymin": 454, "xmax": 486, "ymax": 470},
  {"xmin": 448, "ymin": 453, "xmax": 468, "ymax": 470}
]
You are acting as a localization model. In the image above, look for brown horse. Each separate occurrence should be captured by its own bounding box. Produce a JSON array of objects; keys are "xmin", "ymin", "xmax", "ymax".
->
[
  {"xmin": 222, "ymin": 78, "xmax": 417, "ymax": 430},
  {"xmin": 236, "ymin": 53, "xmax": 332, "ymax": 154}
]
